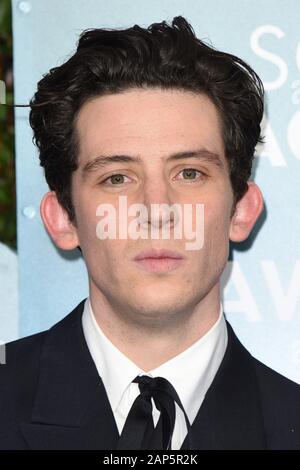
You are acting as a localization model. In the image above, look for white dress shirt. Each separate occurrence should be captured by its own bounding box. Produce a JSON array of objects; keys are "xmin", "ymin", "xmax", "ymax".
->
[{"xmin": 82, "ymin": 297, "xmax": 228, "ymax": 450}]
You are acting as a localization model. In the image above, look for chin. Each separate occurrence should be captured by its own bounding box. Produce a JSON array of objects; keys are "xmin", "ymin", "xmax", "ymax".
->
[{"xmin": 131, "ymin": 293, "xmax": 188, "ymax": 315}]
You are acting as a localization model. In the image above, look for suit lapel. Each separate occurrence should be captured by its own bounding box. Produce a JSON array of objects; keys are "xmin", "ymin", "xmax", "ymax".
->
[
  {"xmin": 20, "ymin": 301, "xmax": 267, "ymax": 450},
  {"xmin": 20, "ymin": 300, "xmax": 120, "ymax": 450},
  {"xmin": 181, "ymin": 321, "xmax": 267, "ymax": 449}
]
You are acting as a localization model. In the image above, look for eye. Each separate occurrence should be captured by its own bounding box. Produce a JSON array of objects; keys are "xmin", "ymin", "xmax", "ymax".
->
[
  {"xmin": 101, "ymin": 173, "xmax": 131, "ymax": 186},
  {"xmin": 175, "ymin": 168, "xmax": 205, "ymax": 182}
]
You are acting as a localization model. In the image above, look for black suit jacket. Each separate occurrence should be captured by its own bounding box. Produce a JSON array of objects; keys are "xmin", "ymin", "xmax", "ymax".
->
[{"xmin": 1, "ymin": 299, "xmax": 300, "ymax": 450}]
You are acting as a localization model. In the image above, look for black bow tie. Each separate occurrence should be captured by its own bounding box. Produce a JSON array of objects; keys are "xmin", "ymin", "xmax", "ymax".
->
[{"xmin": 116, "ymin": 375, "xmax": 191, "ymax": 450}]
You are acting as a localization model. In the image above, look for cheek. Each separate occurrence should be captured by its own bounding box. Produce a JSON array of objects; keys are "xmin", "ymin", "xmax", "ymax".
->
[
  {"xmin": 73, "ymin": 200, "xmax": 104, "ymax": 260},
  {"xmin": 202, "ymin": 197, "xmax": 232, "ymax": 254},
  {"xmin": 74, "ymin": 191, "xmax": 102, "ymax": 238},
  {"xmin": 78, "ymin": 213, "xmax": 97, "ymax": 246}
]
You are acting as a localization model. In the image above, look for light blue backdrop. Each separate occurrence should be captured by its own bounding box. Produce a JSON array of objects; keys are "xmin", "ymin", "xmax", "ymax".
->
[{"xmin": 8, "ymin": 0, "xmax": 300, "ymax": 383}]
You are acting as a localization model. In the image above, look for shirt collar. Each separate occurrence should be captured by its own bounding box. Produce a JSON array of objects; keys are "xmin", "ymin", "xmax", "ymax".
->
[{"xmin": 82, "ymin": 297, "xmax": 227, "ymax": 422}]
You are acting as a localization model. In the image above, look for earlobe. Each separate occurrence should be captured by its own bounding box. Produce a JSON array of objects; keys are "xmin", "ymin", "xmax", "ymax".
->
[
  {"xmin": 40, "ymin": 191, "xmax": 79, "ymax": 250},
  {"xmin": 229, "ymin": 182, "xmax": 264, "ymax": 242}
]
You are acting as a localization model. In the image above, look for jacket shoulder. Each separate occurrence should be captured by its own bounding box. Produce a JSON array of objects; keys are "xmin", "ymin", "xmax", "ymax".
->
[
  {"xmin": 253, "ymin": 357, "xmax": 300, "ymax": 448},
  {"xmin": 254, "ymin": 357, "xmax": 300, "ymax": 399},
  {"xmin": 0, "ymin": 330, "xmax": 47, "ymax": 378},
  {"xmin": 0, "ymin": 299, "xmax": 86, "ymax": 421},
  {"xmin": 1, "ymin": 298, "xmax": 86, "ymax": 372},
  {"xmin": 0, "ymin": 329, "xmax": 48, "ymax": 435}
]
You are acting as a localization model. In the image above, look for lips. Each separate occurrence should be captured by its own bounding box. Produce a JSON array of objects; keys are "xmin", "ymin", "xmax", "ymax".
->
[
  {"xmin": 134, "ymin": 249, "xmax": 184, "ymax": 261},
  {"xmin": 133, "ymin": 249, "xmax": 185, "ymax": 273}
]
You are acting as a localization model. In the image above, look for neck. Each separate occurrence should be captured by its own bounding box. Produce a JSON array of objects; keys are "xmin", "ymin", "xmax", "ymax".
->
[{"xmin": 89, "ymin": 283, "xmax": 221, "ymax": 371}]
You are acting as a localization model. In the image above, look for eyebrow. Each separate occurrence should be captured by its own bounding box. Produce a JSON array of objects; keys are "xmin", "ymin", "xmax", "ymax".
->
[{"xmin": 81, "ymin": 149, "xmax": 224, "ymax": 178}]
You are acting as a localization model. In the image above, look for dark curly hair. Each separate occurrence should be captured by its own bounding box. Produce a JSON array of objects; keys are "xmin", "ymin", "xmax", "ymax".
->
[{"xmin": 29, "ymin": 15, "xmax": 264, "ymax": 225}]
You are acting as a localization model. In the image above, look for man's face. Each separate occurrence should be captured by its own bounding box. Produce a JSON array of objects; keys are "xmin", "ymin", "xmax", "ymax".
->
[{"xmin": 71, "ymin": 88, "xmax": 234, "ymax": 326}]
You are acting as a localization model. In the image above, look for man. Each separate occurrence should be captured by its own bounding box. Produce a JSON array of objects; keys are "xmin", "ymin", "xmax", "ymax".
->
[{"xmin": 1, "ymin": 16, "xmax": 300, "ymax": 450}]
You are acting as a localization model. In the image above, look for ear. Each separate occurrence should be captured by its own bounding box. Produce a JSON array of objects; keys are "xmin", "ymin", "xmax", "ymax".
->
[
  {"xmin": 229, "ymin": 182, "xmax": 264, "ymax": 242},
  {"xmin": 40, "ymin": 191, "xmax": 79, "ymax": 250}
]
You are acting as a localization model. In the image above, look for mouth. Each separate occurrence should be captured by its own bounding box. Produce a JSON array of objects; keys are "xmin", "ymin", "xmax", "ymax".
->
[{"xmin": 133, "ymin": 249, "xmax": 185, "ymax": 273}]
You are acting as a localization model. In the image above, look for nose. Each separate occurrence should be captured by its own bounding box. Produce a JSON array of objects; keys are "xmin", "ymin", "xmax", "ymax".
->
[{"xmin": 139, "ymin": 177, "xmax": 178, "ymax": 232}]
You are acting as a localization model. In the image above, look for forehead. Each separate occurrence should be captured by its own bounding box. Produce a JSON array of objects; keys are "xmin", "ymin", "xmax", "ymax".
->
[{"xmin": 75, "ymin": 88, "xmax": 225, "ymax": 164}]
